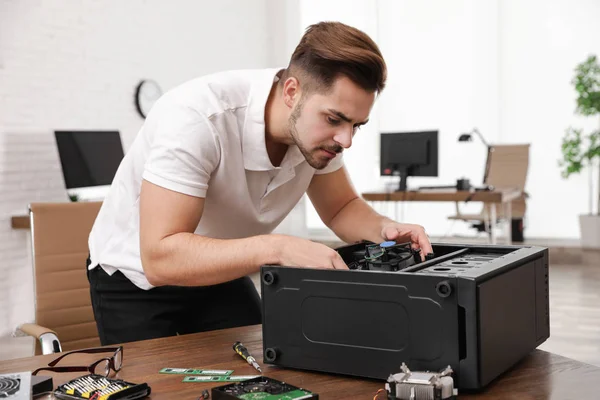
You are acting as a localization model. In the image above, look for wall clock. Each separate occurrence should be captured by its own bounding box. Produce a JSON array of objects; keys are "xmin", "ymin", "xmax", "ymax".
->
[{"xmin": 135, "ymin": 79, "xmax": 162, "ymax": 118}]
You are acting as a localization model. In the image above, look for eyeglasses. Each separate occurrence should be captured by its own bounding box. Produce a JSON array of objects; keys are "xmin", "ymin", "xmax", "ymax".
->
[{"xmin": 32, "ymin": 346, "xmax": 123, "ymax": 377}]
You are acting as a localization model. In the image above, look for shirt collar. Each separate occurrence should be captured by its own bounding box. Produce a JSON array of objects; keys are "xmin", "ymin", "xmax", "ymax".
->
[{"xmin": 242, "ymin": 68, "xmax": 305, "ymax": 171}]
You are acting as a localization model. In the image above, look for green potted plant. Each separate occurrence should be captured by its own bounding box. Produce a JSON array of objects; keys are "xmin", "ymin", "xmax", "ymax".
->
[{"xmin": 559, "ymin": 54, "xmax": 600, "ymax": 248}]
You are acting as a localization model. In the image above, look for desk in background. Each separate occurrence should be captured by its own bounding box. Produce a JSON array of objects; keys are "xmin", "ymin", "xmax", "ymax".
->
[
  {"xmin": 11, "ymin": 214, "xmax": 29, "ymax": 229},
  {"xmin": 0, "ymin": 324, "xmax": 598, "ymax": 399},
  {"xmin": 362, "ymin": 188, "xmax": 522, "ymax": 244}
]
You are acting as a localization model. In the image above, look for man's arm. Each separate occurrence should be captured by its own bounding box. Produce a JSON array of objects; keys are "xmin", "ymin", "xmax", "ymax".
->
[
  {"xmin": 307, "ymin": 167, "xmax": 433, "ymax": 256},
  {"xmin": 140, "ymin": 180, "xmax": 347, "ymax": 287}
]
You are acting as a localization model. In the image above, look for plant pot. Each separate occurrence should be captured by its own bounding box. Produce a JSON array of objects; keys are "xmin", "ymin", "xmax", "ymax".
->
[{"xmin": 579, "ymin": 214, "xmax": 600, "ymax": 249}]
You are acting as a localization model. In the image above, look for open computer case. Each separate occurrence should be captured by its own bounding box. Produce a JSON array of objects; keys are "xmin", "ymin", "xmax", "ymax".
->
[{"xmin": 260, "ymin": 241, "xmax": 549, "ymax": 390}]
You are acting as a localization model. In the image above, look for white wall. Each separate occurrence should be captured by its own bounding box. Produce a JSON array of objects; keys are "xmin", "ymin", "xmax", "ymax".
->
[
  {"xmin": 265, "ymin": 0, "xmax": 302, "ymax": 67},
  {"xmin": 300, "ymin": 0, "xmax": 385, "ymax": 231},
  {"xmin": 301, "ymin": 0, "xmax": 499, "ymax": 237},
  {"xmin": 301, "ymin": 0, "xmax": 600, "ymax": 240},
  {"xmin": 375, "ymin": 0, "xmax": 499, "ymax": 235},
  {"xmin": 499, "ymin": 0, "xmax": 600, "ymax": 237},
  {"xmin": 264, "ymin": 0, "xmax": 311, "ymax": 239},
  {"xmin": 0, "ymin": 0, "xmax": 271, "ymax": 360}
]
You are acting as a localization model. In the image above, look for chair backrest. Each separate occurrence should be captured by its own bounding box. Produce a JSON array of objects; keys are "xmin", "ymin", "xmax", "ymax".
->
[
  {"xmin": 29, "ymin": 202, "xmax": 102, "ymax": 354},
  {"xmin": 483, "ymin": 144, "xmax": 530, "ymax": 217},
  {"xmin": 483, "ymin": 144, "xmax": 530, "ymax": 190}
]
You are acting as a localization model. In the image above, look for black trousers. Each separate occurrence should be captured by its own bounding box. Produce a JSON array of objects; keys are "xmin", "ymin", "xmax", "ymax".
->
[{"xmin": 86, "ymin": 258, "xmax": 262, "ymax": 345}]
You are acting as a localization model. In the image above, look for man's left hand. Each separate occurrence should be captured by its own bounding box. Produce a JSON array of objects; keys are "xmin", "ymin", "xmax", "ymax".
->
[{"xmin": 381, "ymin": 222, "xmax": 433, "ymax": 261}]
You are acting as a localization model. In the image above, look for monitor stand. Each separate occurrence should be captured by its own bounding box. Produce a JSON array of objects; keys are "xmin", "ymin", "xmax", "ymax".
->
[{"xmin": 396, "ymin": 168, "xmax": 408, "ymax": 192}]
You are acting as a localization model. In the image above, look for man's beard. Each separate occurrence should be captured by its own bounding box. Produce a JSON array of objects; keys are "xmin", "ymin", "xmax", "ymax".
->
[{"xmin": 288, "ymin": 102, "xmax": 343, "ymax": 170}]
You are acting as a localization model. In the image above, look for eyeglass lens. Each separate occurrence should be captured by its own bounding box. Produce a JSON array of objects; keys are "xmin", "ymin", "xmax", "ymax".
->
[
  {"xmin": 92, "ymin": 359, "xmax": 111, "ymax": 377},
  {"xmin": 114, "ymin": 349, "xmax": 123, "ymax": 370}
]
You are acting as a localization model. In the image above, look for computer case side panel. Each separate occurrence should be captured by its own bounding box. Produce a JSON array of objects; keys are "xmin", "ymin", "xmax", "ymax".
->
[
  {"xmin": 260, "ymin": 244, "xmax": 550, "ymax": 391},
  {"xmin": 456, "ymin": 278, "xmax": 481, "ymax": 390},
  {"xmin": 535, "ymin": 251, "xmax": 550, "ymax": 346},
  {"xmin": 476, "ymin": 250, "xmax": 550, "ymax": 387},
  {"xmin": 261, "ymin": 266, "xmax": 460, "ymax": 380}
]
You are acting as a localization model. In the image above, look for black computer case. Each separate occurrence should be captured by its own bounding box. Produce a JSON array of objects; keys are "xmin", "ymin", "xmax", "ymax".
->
[{"xmin": 260, "ymin": 242, "xmax": 549, "ymax": 390}]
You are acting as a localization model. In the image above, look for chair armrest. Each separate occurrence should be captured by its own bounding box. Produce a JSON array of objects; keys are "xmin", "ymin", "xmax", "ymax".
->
[
  {"xmin": 17, "ymin": 323, "xmax": 56, "ymax": 339},
  {"xmin": 15, "ymin": 323, "xmax": 63, "ymax": 354}
]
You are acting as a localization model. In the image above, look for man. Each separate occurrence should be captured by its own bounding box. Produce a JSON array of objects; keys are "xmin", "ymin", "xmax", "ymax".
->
[{"xmin": 87, "ymin": 21, "xmax": 432, "ymax": 346}]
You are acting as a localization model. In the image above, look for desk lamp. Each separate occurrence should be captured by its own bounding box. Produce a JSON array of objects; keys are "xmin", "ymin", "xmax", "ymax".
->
[
  {"xmin": 457, "ymin": 128, "xmax": 491, "ymax": 190},
  {"xmin": 458, "ymin": 127, "xmax": 489, "ymax": 147}
]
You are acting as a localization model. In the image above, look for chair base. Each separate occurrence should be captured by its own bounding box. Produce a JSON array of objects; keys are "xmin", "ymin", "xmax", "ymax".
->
[{"xmin": 470, "ymin": 218, "xmax": 525, "ymax": 243}]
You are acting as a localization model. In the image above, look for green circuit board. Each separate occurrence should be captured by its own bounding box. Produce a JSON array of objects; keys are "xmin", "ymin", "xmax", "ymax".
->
[
  {"xmin": 211, "ymin": 376, "xmax": 316, "ymax": 400},
  {"xmin": 238, "ymin": 390, "xmax": 314, "ymax": 400}
]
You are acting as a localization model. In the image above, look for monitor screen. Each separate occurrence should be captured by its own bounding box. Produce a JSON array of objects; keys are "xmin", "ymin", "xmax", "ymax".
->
[
  {"xmin": 54, "ymin": 131, "xmax": 124, "ymax": 189},
  {"xmin": 381, "ymin": 137, "xmax": 429, "ymax": 169},
  {"xmin": 380, "ymin": 131, "xmax": 438, "ymax": 191}
]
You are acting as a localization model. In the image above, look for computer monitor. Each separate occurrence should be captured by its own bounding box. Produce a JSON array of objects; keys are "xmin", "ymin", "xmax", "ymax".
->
[
  {"xmin": 380, "ymin": 131, "xmax": 438, "ymax": 191},
  {"xmin": 54, "ymin": 130, "xmax": 124, "ymax": 201}
]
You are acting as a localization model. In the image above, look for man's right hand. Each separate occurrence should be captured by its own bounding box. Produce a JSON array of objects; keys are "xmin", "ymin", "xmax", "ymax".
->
[{"xmin": 271, "ymin": 235, "xmax": 349, "ymax": 270}]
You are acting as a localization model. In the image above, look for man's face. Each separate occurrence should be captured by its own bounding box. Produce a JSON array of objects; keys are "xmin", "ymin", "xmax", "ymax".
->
[{"xmin": 287, "ymin": 76, "xmax": 375, "ymax": 169}]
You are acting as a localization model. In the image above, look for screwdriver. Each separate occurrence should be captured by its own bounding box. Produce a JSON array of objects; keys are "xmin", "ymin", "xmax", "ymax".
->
[{"xmin": 233, "ymin": 341, "xmax": 262, "ymax": 373}]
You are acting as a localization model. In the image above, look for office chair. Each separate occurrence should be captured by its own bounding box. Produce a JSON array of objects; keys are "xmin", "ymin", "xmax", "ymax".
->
[
  {"xmin": 448, "ymin": 144, "xmax": 530, "ymax": 241},
  {"xmin": 13, "ymin": 202, "xmax": 102, "ymax": 355}
]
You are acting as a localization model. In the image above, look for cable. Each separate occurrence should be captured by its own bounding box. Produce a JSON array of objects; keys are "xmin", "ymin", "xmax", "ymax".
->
[{"xmin": 373, "ymin": 388, "xmax": 387, "ymax": 400}]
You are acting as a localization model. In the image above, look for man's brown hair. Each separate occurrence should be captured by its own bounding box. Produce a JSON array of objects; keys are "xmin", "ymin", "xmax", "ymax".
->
[{"xmin": 283, "ymin": 21, "xmax": 387, "ymax": 94}]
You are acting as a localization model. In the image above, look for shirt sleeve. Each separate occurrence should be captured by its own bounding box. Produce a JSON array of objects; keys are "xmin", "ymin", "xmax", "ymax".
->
[
  {"xmin": 142, "ymin": 101, "xmax": 220, "ymax": 198},
  {"xmin": 313, "ymin": 152, "xmax": 344, "ymax": 175}
]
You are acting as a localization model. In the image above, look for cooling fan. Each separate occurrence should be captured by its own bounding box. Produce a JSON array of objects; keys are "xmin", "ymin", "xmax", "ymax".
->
[
  {"xmin": 340, "ymin": 241, "xmax": 422, "ymax": 272},
  {"xmin": 0, "ymin": 372, "xmax": 31, "ymax": 400}
]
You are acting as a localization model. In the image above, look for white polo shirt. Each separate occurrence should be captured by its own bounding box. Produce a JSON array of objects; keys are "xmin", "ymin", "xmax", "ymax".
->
[{"xmin": 88, "ymin": 68, "xmax": 344, "ymax": 290}]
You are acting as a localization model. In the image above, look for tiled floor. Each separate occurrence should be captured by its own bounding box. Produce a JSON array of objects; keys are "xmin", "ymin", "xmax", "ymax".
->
[{"xmin": 538, "ymin": 262, "xmax": 600, "ymax": 366}]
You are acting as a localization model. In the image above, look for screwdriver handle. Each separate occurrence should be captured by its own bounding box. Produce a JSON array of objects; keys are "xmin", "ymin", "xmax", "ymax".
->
[
  {"xmin": 233, "ymin": 341, "xmax": 262, "ymax": 373},
  {"xmin": 233, "ymin": 341, "xmax": 251, "ymax": 361}
]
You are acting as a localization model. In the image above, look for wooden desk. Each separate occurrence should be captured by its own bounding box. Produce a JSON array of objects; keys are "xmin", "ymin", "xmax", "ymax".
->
[
  {"xmin": 362, "ymin": 189, "xmax": 522, "ymax": 245},
  {"xmin": 11, "ymin": 214, "xmax": 30, "ymax": 229},
  {"xmin": 1, "ymin": 324, "xmax": 598, "ymax": 399}
]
